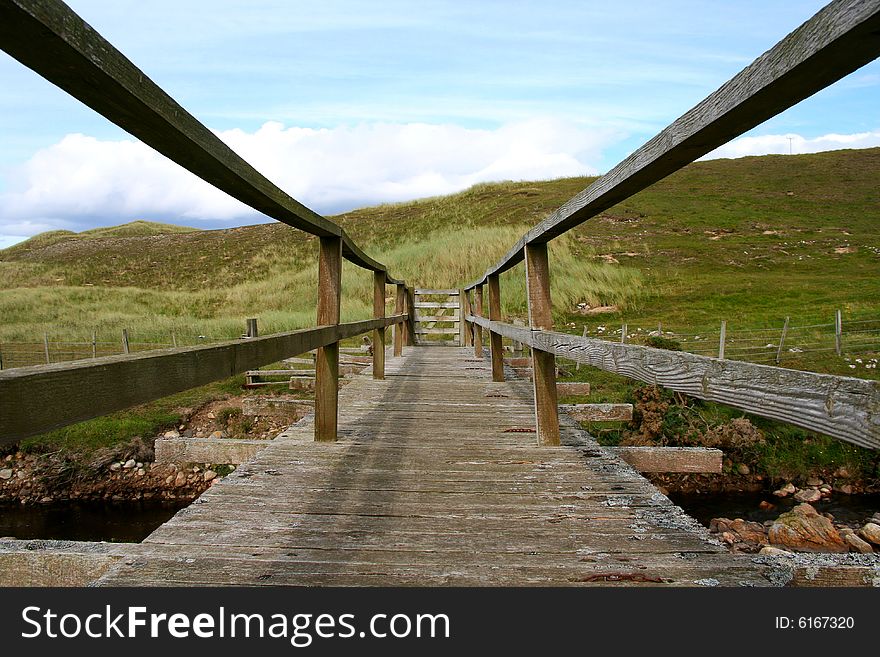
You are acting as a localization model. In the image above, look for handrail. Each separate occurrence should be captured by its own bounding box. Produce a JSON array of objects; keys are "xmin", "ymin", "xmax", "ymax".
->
[
  {"xmin": 0, "ymin": 0, "xmax": 401, "ymax": 284},
  {"xmin": 464, "ymin": 0, "xmax": 880, "ymax": 289},
  {"xmin": 468, "ymin": 315, "xmax": 880, "ymax": 450},
  {"xmin": 0, "ymin": 315, "xmax": 406, "ymax": 443}
]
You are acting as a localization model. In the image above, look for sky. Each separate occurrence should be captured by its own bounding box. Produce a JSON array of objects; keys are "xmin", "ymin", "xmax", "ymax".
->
[{"xmin": 0, "ymin": 0, "xmax": 878, "ymax": 248}]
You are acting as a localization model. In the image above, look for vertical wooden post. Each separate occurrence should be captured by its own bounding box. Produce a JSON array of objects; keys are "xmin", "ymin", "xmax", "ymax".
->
[
  {"xmin": 315, "ymin": 236, "xmax": 342, "ymax": 442},
  {"xmin": 0, "ymin": 346, "xmax": 4, "ymax": 370},
  {"xmin": 621, "ymin": 323, "xmax": 628, "ymax": 344},
  {"xmin": 458, "ymin": 289, "xmax": 466, "ymax": 347},
  {"xmin": 246, "ymin": 318, "xmax": 258, "ymax": 338},
  {"xmin": 719, "ymin": 320, "xmax": 727, "ymax": 359},
  {"xmin": 92, "ymin": 330, "xmax": 97, "ymax": 358},
  {"xmin": 487, "ymin": 274, "xmax": 504, "ymax": 382},
  {"xmin": 465, "ymin": 290, "xmax": 475, "ymax": 347},
  {"xmin": 394, "ymin": 283, "xmax": 405, "ymax": 357},
  {"xmin": 473, "ymin": 285, "xmax": 484, "ymax": 358},
  {"xmin": 43, "ymin": 332, "xmax": 51, "ymax": 364},
  {"xmin": 776, "ymin": 316, "xmax": 790, "ymax": 364},
  {"xmin": 835, "ymin": 309, "xmax": 842, "ymax": 356},
  {"xmin": 460, "ymin": 289, "xmax": 472, "ymax": 347},
  {"xmin": 576, "ymin": 326, "xmax": 587, "ymax": 370},
  {"xmin": 171, "ymin": 331, "xmax": 177, "ymax": 348},
  {"xmin": 525, "ymin": 242, "xmax": 560, "ymax": 446},
  {"xmin": 121, "ymin": 329, "xmax": 130, "ymax": 355},
  {"xmin": 406, "ymin": 286, "xmax": 416, "ymax": 346},
  {"xmin": 373, "ymin": 272, "xmax": 386, "ymax": 379}
]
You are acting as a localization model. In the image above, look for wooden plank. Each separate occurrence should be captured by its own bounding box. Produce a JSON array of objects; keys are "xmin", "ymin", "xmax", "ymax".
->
[
  {"xmin": 315, "ymin": 236, "xmax": 342, "ymax": 442},
  {"xmin": 464, "ymin": 0, "xmax": 880, "ymax": 288},
  {"xmin": 469, "ymin": 316, "xmax": 880, "ymax": 450},
  {"xmin": 394, "ymin": 284, "xmax": 405, "ymax": 357},
  {"xmin": 459, "ymin": 289, "xmax": 469, "ymax": 347},
  {"xmin": 414, "ymin": 314, "xmax": 461, "ymax": 321},
  {"xmin": 0, "ymin": 0, "xmax": 404, "ymax": 282},
  {"xmin": 0, "ymin": 316, "xmax": 402, "ymax": 444},
  {"xmin": 415, "ymin": 328, "xmax": 460, "ymax": 335},
  {"xmin": 608, "ymin": 447, "xmax": 722, "ymax": 473},
  {"xmin": 525, "ymin": 243, "xmax": 560, "ymax": 446},
  {"xmin": 473, "ymin": 285, "xmax": 484, "ymax": 358},
  {"xmin": 414, "ymin": 289, "xmax": 458, "ymax": 295},
  {"xmin": 414, "ymin": 302, "xmax": 459, "ymax": 309},
  {"xmin": 373, "ymin": 271, "xmax": 385, "ymax": 380},
  {"xmin": 488, "ymin": 274, "xmax": 505, "ymax": 382},
  {"xmin": 561, "ymin": 403, "xmax": 633, "ymax": 422}
]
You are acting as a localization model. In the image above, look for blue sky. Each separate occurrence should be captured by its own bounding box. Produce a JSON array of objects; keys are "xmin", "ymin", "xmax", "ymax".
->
[{"xmin": 0, "ymin": 0, "xmax": 878, "ymax": 247}]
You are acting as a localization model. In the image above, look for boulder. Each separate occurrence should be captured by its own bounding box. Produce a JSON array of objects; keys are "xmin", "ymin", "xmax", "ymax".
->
[
  {"xmin": 709, "ymin": 517, "xmax": 768, "ymax": 547},
  {"xmin": 768, "ymin": 503, "xmax": 847, "ymax": 553},
  {"xmin": 843, "ymin": 533, "xmax": 873, "ymax": 554},
  {"xmin": 859, "ymin": 522, "xmax": 880, "ymax": 546}
]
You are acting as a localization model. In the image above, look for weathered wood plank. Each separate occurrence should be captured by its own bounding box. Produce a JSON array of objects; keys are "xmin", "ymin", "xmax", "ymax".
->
[
  {"xmin": 394, "ymin": 284, "xmax": 405, "ymax": 357},
  {"xmin": 525, "ymin": 243, "xmax": 560, "ymax": 446},
  {"xmin": 414, "ymin": 289, "xmax": 458, "ymax": 295},
  {"xmin": 464, "ymin": 0, "xmax": 880, "ymax": 288},
  {"xmin": 608, "ymin": 447, "xmax": 723, "ymax": 473},
  {"xmin": 414, "ymin": 302, "xmax": 459, "ymax": 309},
  {"xmin": 488, "ymin": 274, "xmax": 505, "ymax": 382},
  {"xmin": 373, "ymin": 271, "xmax": 385, "ymax": 380},
  {"xmin": 561, "ymin": 403, "xmax": 633, "ymax": 422},
  {"xmin": 314, "ymin": 236, "xmax": 342, "ymax": 442},
  {"xmin": 473, "ymin": 285, "xmax": 485, "ymax": 358},
  {"xmin": 469, "ymin": 317, "xmax": 880, "ymax": 450}
]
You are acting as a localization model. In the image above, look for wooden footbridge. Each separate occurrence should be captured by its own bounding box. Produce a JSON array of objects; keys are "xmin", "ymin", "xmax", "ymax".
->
[{"xmin": 1, "ymin": 0, "xmax": 880, "ymax": 586}]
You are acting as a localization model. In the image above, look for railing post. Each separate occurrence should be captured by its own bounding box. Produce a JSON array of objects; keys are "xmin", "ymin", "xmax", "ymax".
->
[
  {"xmin": 487, "ymin": 274, "xmax": 504, "ymax": 382},
  {"xmin": 463, "ymin": 289, "xmax": 474, "ymax": 347},
  {"xmin": 776, "ymin": 316, "xmax": 790, "ymax": 365},
  {"xmin": 473, "ymin": 285, "xmax": 484, "ymax": 358},
  {"xmin": 373, "ymin": 272, "xmax": 386, "ymax": 379},
  {"xmin": 525, "ymin": 242, "xmax": 560, "ymax": 446},
  {"xmin": 394, "ymin": 283, "xmax": 405, "ymax": 357},
  {"xmin": 43, "ymin": 332, "xmax": 51, "ymax": 364},
  {"xmin": 835, "ymin": 309, "xmax": 842, "ymax": 356},
  {"xmin": 458, "ymin": 288, "xmax": 467, "ymax": 347},
  {"xmin": 121, "ymin": 329, "xmax": 130, "ymax": 355},
  {"xmin": 719, "ymin": 320, "xmax": 726, "ymax": 359},
  {"xmin": 246, "ymin": 318, "xmax": 258, "ymax": 338},
  {"xmin": 406, "ymin": 286, "xmax": 416, "ymax": 346},
  {"xmin": 315, "ymin": 236, "xmax": 342, "ymax": 442}
]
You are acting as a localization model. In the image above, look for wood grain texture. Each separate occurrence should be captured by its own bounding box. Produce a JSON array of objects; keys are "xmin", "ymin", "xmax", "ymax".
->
[
  {"xmin": 468, "ymin": 316, "xmax": 880, "ymax": 450},
  {"xmin": 464, "ymin": 0, "xmax": 880, "ymax": 289},
  {"xmin": 525, "ymin": 243, "xmax": 560, "ymax": 445},
  {"xmin": 372, "ymin": 271, "xmax": 385, "ymax": 380},
  {"xmin": 0, "ymin": 0, "xmax": 407, "ymax": 283},
  {"xmin": 473, "ymin": 285, "xmax": 484, "ymax": 358},
  {"xmin": 315, "ymin": 236, "xmax": 343, "ymax": 441},
  {"xmin": 394, "ymin": 284, "xmax": 405, "ymax": 357},
  {"xmin": 488, "ymin": 274, "xmax": 505, "ymax": 382},
  {"xmin": 561, "ymin": 403, "xmax": 633, "ymax": 422},
  {"xmin": 608, "ymin": 447, "xmax": 723, "ymax": 473}
]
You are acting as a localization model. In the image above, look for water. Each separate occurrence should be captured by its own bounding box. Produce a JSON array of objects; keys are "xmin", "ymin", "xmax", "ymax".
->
[
  {"xmin": 669, "ymin": 491, "xmax": 880, "ymax": 528},
  {"xmin": 0, "ymin": 500, "xmax": 188, "ymax": 543}
]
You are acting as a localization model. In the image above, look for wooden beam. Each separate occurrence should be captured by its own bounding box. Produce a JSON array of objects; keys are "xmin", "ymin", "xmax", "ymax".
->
[
  {"xmin": 394, "ymin": 284, "xmax": 405, "ymax": 357},
  {"xmin": 487, "ymin": 274, "xmax": 504, "ymax": 382},
  {"xmin": 464, "ymin": 0, "xmax": 880, "ymax": 289},
  {"xmin": 525, "ymin": 243, "xmax": 560, "ymax": 446},
  {"xmin": 373, "ymin": 272, "xmax": 386, "ymax": 380},
  {"xmin": 608, "ymin": 447, "xmax": 723, "ymax": 473},
  {"xmin": 556, "ymin": 382, "xmax": 591, "ymax": 397},
  {"xmin": 467, "ymin": 316, "xmax": 880, "ymax": 451},
  {"xmin": 406, "ymin": 287, "xmax": 416, "ymax": 346},
  {"xmin": 0, "ymin": 0, "xmax": 399, "ymax": 280},
  {"xmin": 315, "ymin": 236, "xmax": 342, "ymax": 442},
  {"xmin": 473, "ymin": 285, "xmax": 484, "ymax": 358},
  {"xmin": 461, "ymin": 289, "xmax": 473, "ymax": 347},
  {"xmin": 0, "ymin": 315, "xmax": 402, "ymax": 444},
  {"xmin": 560, "ymin": 403, "xmax": 632, "ymax": 422}
]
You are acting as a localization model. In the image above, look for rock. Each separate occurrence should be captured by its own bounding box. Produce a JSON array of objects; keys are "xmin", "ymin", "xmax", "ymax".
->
[
  {"xmin": 768, "ymin": 503, "xmax": 847, "ymax": 553},
  {"xmin": 736, "ymin": 464, "xmax": 750, "ymax": 475},
  {"xmin": 793, "ymin": 488, "xmax": 821, "ymax": 503},
  {"xmin": 759, "ymin": 546, "xmax": 794, "ymax": 557},
  {"xmin": 207, "ymin": 412, "xmax": 215, "ymax": 419},
  {"xmin": 834, "ymin": 466, "xmax": 850, "ymax": 479},
  {"xmin": 4, "ymin": 455, "xmax": 12, "ymax": 462},
  {"xmin": 844, "ymin": 533, "xmax": 874, "ymax": 554},
  {"xmin": 174, "ymin": 471, "xmax": 187, "ymax": 487},
  {"xmin": 773, "ymin": 483, "xmax": 796, "ymax": 497},
  {"xmin": 209, "ymin": 430, "xmax": 225, "ymax": 439},
  {"xmin": 805, "ymin": 476, "xmax": 822, "ymax": 487},
  {"xmin": 203, "ymin": 470, "xmax": 217, "ymax": 482},
  {"xmin": 710, "ymin": 518, "xmax": 767, "ymax": 547},
  {"xmin": 0, "ymin": 468, "xmax": 12, "ymax": 480},
  {"xmin": 165, "ymin": 475, "xmax": 174, "ymax": 485},
  {"xmin": 859, "ymin": 523, "xmax": 880, "ymax": 546},
  {"xmin": 136, "ymin": 462, "xmax": 143, "ymax": 468},
  {"xmin": 136, "ymin": 468, "xmax": 145, "ymax": 476},
  {"xmin": 109, "ymin": 462, "xmax": 122, "ymax": 472},
  {"xmin": 122, "ymin": 459, "xmax": 136, "ymax": 470},
  {"xmin": 819, "ymin": 484, "xmax": 831, "ymax": 492},
  {"xmin": 836, "ymin": 484, "xmax": 853, "ymax": 495},
  {"xmin": 163, "ymin": 430, "xmax": 180, "ymax": 439},
  {"xmin": 870, "ymin": 513, "xmax": 880, "ymax": 526},
  {"xmin": 759, "ymin": 500, "xmax": 776, "ymax": 511}
]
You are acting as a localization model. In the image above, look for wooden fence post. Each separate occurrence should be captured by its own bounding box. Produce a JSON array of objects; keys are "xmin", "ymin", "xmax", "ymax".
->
[
  {"xmin": 121, "ymin": 329, "xmax": 130, "ymax": 355},
  {"xmin": 575, "ymin": 326, "xmax": 587, "ymax": 370},
  {"xmin": 621, "ymin": 323, "xmax": 628, "ymax": 344},
  {"xmin": 373, "ymin": 272, "xmax": 386, "ymax": 379},
  {"xmin": 406, "ymin": 286, "xmax": 416, "ymax": 346},
  {"xmin": 487, "ymin": 274, "xmax": 504, "ymax": 382},
  {"xmin": 776, "ymin": 316, "xmax": 790, "ymax": 365},
  {"xmin": 43, "ymin": 332, "xmax": 51, "ymax": 364},
  {"xmin": 92, "ymin": 330, "xmax": 97, "ymax": 359},
  {"xmin": 458, "ymin": 289, "xmax": 466, "ymax": 347},
  {"xmin": 246, "ymin": 318, "xmax": 258, "ymax": 338},
  {"xmin": 525, "ymin": 242, "xmax": 560, "ymax": 446},
  {"xmin": 473, "ymin": 285, "xmax": 484, "ymax": 358},
  {"xmin": 835, "ymin": 309, "xmax": 842, "ymax": 356},
  {"xmin": 315, "ymin": 236, "xmax": 342, "ymax": 442},
  {"xmin": 394, "ymin": 283, "xmax": 405, "ymax": 357},
  {"xmin": 719, "ymin": 320, "xmax": 726, "ymax": 359},
  {"xmin": 171, "ymin": 331, "xmax": 177, "ymax": 348},
  {"xmin": 460, "ymin": 289, "xmax": 471, "ymax": 347}
]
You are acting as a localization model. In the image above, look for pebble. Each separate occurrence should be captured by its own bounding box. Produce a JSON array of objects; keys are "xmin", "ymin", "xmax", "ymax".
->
[
  {"xmin": 136, "ymin": 468, "xmax": 145, "ymax": 476},
  {"xmin": 110, "ymin": 462, "xmax": 122, "ymax": 472},
  {"xmin": 806, "ymin": 476, "xmax": 823, "ymax": 487},
  {"xmin": 203, "ymin": 470, "xmax": 217, "ymax": 482},
  {"xmin": 210, "ymin": 430, "xmax": 225, "ymax": 439},
  {"xmin": 174, "ymin": 471, "xmax": 187, "ymax": 487},
  {"xmin": 758, "ymin": 500, "xmax": 775, "ymax": 511},
  {"xmin": 163, "ymin": 430, "xmax": 180, "ymax": 439},
  {"xmin": 859, "ymin": 523, "xmax": 880, "ymax": 546},
  {"xmin": 844, "ymin": 533, "xmax": 874, "ymax": 554},
  {"xmin": 4, "ymin": 455, "xmax": 12, "ymax": 462},
  {"xmin": 0, "ymin": 468, "xmax": 12, "ymax": 480},
  {"xmin": 793, "ymin": 488, "xmax": 821, "ymax": 503},
  {"xmin": 759, "ymin": 546, "xmax": 794, "ymax": 557},
  {"xmin": 737, "ymin": 464, "xmax": 750, "ymax": 475},
  {"xmin": 122, "ymin": 459, "xmax": 136, "ymax": 470},
  {"xmin": 773, "ymin": 483, "xmax": 796, "ymax": 498},
  {"xmin": 837, "ymin": 484, "xmax": 854, "ymax": 495}
]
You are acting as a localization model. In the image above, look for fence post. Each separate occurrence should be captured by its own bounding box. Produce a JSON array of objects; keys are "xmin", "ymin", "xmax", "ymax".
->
[
  {"xmin": 406, "ymin": 286, "xmax": 416, "ymax": 346},
  {"xmin": 719, "ymin": 320, "xmax": 726, "ymax": 360},
  {"xmin": 776, "ymin": 316, "xmax": 790, "ymax": 365},
  {"xmin": 373, "ymin": 272, "xmax": 386, "ymax": 379},
  {"xmin": 576, "ymin": 326, "xmax": 587, "ymax": 370},
  {"xmin": 171, "ymin": 331, "xmax": 177, "ymax": 348},
  {"xmin": 315, "ymin": 236, "xmax": 342, "ymax": 442},
  {"xmin": 473, "ymin": 285, "xmax": 484, "ymax": 358},
  {"xmin": 460, "ymin": 289, "xmax": 471, "ymax": 347},
  {"xmin": 525, "ymin": 242, "xmax": 560, "ymax": 446},
  {"xmin": 122, "ymin": 329, "xmax": 130, "ymax": 355},
  {"xmin": 621, "ymin": 323, "xmax": 628, "ymax": 344},
  {"xmin": 0, "ymin": 346, "xmax": 3, "ymax": 370},
  {"xmin": 487, "ymin": 274, "xmax": 504, "ymax": 382},
  {"xmin": 394, "ymin": 283, "xmax": 405, "ymax": 357},
  {"xmin": 43, "ymin": 332, "xmax": 51, "ymax": 364},
  {"xmin": 246, "ymin": 318, "xmax": 258, "ymax": 338},
  {"xmin": 835, "ymin": 309, "xmax": 842, "ymax": 356}
]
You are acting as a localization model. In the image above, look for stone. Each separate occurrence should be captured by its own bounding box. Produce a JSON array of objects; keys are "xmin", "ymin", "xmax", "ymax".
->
[
  {"xmin": 0, "ymin": 468, "xmax": 12, "ymax": 480},
  {"xmin": 109, "ymin": 462, "xmax": 122, "ymax": 472},
  {"xmin": 207, "ymin": 412, "xmax": 215, "ymax": 419},
  {"xmin": 4, "ymin": 454, "xmax": 12, "ymax": 461},
  {"xmin": 773, "ymin": 483, "xmax": 796, "ymax": 497},
  {"xmin": 165, "ymin": 475, "xmax": 174, "ymax": 485},
  {"xmin": 136, "ymin": 468, "xmax": 145, "ymax": 476},
  {"xmin": 710, "ymin": 518, "xmax": 767, "ymax": 547},
  {"xmin": 759, "ymin": 546, "xmax": 794, "ymax": 557},
  {"xmin": 871, "ymin": 513, "xmax": 880, "ymax": 526},
  {"xmin": 844, "ymin": 533, "xmax": 873, "ymax": 554},
  {"xmin": 836, "ymin": 484, "xmax": 853, "ymax": 495},
  {"xmin": 859, "ymin": 523, "xmax": 880, "ymax": 546},
  {"xmin": 793, "ymin": 488, "xmax": 821, "ymax": 503},
  {"xmin": 736, "ymin": 464, "xmax": 750, "ymax": 475},
  {"xmin": 122, "ymin": 459, "xmax": 136, "ymax": 470},
  {"xmin": 203, "ymin": 470, "xmax": 217, "ymax": 482},
  {"xmin": 834, "ymin": 466, "xmax": 850, "ymax": 479},
  {"xmin": 210, "ymin": 430, "xmax": 226, "ymax": 439},
  {"xmin": 759, "ymin": 500, "xmax": 776, "ymax": 511},
  {"xmin": 136, "ymin": 462, "xmax": 143, "ymax": 468},
  {"xmin": 163, "ymin": 430, "xmax": 180, "ymax": 439},
  {"xmin": 174, "ymin": 471, "xmax": 187, "ymax": 487},
  {"xmin": 805, "ymin": 476, "xmax": 822, "ymax": 487},
  {"xmin": 768, "ymin": 503, "xmax": 847, "ymax": 553}
]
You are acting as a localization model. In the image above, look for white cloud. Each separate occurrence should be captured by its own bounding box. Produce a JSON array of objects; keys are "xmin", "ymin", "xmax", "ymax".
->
[
  {"xmin": 0, "ymin": 119, "xmax": 614, "ymax": 242},
  {"xmin": 703, "ymin": 130, "xmax": 880, "ymax": 160}
]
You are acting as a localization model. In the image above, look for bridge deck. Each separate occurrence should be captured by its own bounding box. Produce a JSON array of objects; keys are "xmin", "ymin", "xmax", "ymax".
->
[{"xmin": 98, "ymin": 346, "xmax": 772, "ymax": 586}]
